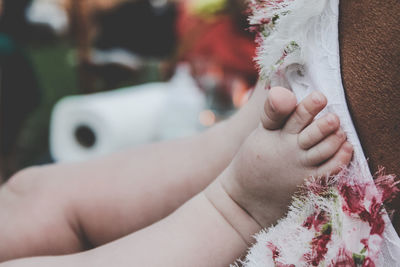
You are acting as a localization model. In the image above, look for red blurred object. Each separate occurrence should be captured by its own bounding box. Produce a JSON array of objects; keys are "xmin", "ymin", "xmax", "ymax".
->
[{"xmin": 176, "ymin": 1, "xmax": 257, "ymax": 98}]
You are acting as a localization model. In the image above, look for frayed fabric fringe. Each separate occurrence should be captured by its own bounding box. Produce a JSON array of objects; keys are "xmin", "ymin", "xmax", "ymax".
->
[
  {"xmin": 236, "ymin": 165, "xmax": 399, "ymax": 267},
  {"xmin": 248, "ymin": 0, "xmax": 328, "ymax": 83},
  {"xmin": 244, "ymin": 1, "xmax": 400, "ymax": 266}
]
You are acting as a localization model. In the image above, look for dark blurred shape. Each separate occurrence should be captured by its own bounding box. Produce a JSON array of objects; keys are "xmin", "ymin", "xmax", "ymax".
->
[
  {"xmin": 94, "ymin": 0, "xmax": 177, "ymax": 58},
  {"xmin": 0, "ymin": 0, "xmax": 32, "ymax": 42},
  {"xmin": 71, "ymin": 0, "xmax": 177, "ymax": 92},
  {"xmin": 75, "ymin": 125, "xmax": 96, "ymax": 148},
  {"xmin": 0, "ymin": 0, "xmax": 56, "ymax": 43},
  {"xmin": 0, "ymin": 33, "xmax": 41, "ymax": 178}
]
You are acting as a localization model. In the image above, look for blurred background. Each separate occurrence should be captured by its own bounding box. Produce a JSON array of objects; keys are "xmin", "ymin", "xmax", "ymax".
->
[{"xmin": 0, "ymin": 0, "xmax": 258, "ymax": 181}]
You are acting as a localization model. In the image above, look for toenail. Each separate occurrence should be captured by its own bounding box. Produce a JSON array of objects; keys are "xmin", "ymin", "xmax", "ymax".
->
[
  {"xmin": 343, "ymin": 142, "xmax": 353, "ymax": 152},
  {"xmin": 336, "ymin": 130, "xmax": 345, "ymax": 138},
  {"xmin": 326, "ymin": 114, "xmax": 336, "ymax": 125},
  {"xmin": 311, "ymin": 92, "xmax": 324, "ymax": 104}
]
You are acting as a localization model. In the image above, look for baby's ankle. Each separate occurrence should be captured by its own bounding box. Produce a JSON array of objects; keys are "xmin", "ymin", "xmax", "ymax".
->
[
  {"xmin": 204, "ymin": 172, "xmax": 262, "ymax": 245},
  {"xmin": 219, "ymin": 161, "xmax": 291, "ymax": 228}
]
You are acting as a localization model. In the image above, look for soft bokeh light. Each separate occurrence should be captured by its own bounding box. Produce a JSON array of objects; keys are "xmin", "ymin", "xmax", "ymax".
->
[{"xmin": 199, "ymin": 109, "xmax": 216, "ymax": 127}]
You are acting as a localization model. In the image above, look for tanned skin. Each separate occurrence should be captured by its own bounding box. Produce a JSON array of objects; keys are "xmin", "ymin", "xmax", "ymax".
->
[{"xmin": 339, "ymin": 0, "xmax": 400, "ymax": 232}]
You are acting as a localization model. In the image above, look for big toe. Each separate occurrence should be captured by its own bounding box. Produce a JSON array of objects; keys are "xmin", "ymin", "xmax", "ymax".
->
[{"xmin": 261, "ymin": 87, "xmax": 297, "ymax": 130}]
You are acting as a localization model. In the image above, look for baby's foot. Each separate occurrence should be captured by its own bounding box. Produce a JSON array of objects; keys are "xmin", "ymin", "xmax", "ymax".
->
[{"xmin": 221, "ymin": 87, "xmax": 353, "ymax": 228}]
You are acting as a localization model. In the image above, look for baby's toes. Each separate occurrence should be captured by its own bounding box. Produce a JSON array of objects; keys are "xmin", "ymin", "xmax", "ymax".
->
[
  {"xmin": 314, "ymin": 141, "xmax": 353, "ymax": 177},
  {"xmin": 303, "ymin": 129, "xmax": 346, "ymax": 166},
  {"xmin": 282, "ymin": 91, "xmax": 327, "ymax": 134},
  {"xmin": 261, "ymin": 87, "xmax": 297, "ymax": 130},
  {"xmin": 298, "ymin": 113, "xmax": 340, "ymax": 150}
]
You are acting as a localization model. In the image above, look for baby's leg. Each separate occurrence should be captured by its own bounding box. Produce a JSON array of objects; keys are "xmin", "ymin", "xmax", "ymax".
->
[
  {"xmin": 0, "ymin": 88, "xmax": 353, "ymax": 267},
  {"xmin": 0, "ymin": 192, "xmax": 257, "ymax": 267},
  {"xmin": 0, "ymin": 82, "xmax": 268, "ymax": 262}
]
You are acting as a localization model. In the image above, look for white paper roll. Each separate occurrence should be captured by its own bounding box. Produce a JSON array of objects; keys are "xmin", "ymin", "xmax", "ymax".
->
[{"xmin": 50, "ymin": 65, "xmax": 206, "ymax": 162}]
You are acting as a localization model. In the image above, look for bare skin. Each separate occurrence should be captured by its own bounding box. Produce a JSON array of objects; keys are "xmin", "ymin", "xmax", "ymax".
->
[
  {"xmin": 0, "ymin": 81, "xmax": 268, "ymax": 262},
  {"xmin": 0, "ymin": 0, "xmax": 398, "ymax": 263},
  {"xmin": 0, "ymin": 87, "xmax": 353, "ymax": 267},
  {"xmin": 221, "ymin": 88, "xmax": 353, "ymax": 227},
  {"xmin": 339, "ymin": 0, "xmax": 400, "ymax": 231}
]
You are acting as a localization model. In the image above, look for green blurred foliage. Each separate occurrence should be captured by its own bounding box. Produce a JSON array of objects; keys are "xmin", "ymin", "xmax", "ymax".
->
[{"xmin": 16, "ymin": 41, "xmax": 78, "ymax": 167}]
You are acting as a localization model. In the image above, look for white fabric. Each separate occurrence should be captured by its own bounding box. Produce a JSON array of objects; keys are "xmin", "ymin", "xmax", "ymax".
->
[
  {"xmin": 243, "ymin": 0, "xmax": 400, "ymax": 266},
  {"xmin": 286, "ymin": 3, "xmax": 400, "ymax": 264}
]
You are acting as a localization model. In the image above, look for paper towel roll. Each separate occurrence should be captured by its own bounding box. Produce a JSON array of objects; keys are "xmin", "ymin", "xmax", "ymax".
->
[
  {"xmin": 50, "ymin": 65, "xmax": 206, "ymax": 162},
  {"xmin": 50, "ymin": 83, "xmax": 169, "ymax": 162}
]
